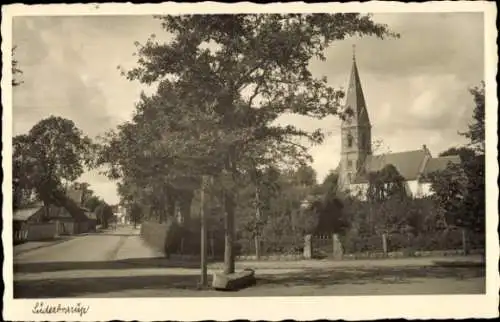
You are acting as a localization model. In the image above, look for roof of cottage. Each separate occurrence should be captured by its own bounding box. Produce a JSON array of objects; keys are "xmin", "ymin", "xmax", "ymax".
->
[{"xmin": 13, "ymin": 206, "xmax": 43, "ymax": 221}]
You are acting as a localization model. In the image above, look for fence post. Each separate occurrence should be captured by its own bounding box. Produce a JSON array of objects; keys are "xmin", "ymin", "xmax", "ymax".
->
[
  {"xmin": 382, "ymin": 233, "xmax": 388, "ymax": 256},
  {"xmin": 304, "ymin": 234, "xmax": 312, "ymax": 259},
  {"xmin": 332, "ymin": 233, "xmax": 344, "ymax": 260},
  {"xmin": 462, "ymin": 228, "xmax": 469, "ymax": 255}
]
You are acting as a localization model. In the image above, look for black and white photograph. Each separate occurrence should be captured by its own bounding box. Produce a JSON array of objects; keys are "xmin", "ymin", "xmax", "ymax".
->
[{"xmin": 2, "ymin": 2, "xmax": 498, "ymax": 321}]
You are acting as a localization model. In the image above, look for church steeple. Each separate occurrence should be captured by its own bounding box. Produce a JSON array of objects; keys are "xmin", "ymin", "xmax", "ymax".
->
[
  {"xmin": 344, "ymin": 45, "xmax": 370, "ymax": 127},
  {"xmin": 338, "ymin": 48, "xmax": 372, "ymax": 191}
]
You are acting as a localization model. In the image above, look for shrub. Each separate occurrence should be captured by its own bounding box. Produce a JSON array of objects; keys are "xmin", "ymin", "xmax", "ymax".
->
[
  {"xmin": 140, "ymin": 219, "xmax": 183, "ymax": 256},
  {"xmin": 341, "ymin": 232, "xmax": 384, "ymax": 254}
]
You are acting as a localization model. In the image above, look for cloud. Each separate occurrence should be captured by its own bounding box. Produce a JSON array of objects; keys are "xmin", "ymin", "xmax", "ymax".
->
[{"xmin": 12, "ymin": 16, "xmax": 164, "ymax": 138}]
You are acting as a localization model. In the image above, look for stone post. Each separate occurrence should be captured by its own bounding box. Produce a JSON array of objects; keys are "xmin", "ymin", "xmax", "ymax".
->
[
  {"xmin": 304, "ymin": 234, "xmax": 312, "ymax": 259},
  {"xmin": 382, "ymin": 233, "xmax": 388, "ymax": 256},
  {"xmin": 332, "ymin": 233, "xmax": 344, "ymax": 260}
]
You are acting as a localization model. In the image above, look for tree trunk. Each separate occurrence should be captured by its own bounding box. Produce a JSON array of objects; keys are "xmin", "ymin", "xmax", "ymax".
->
[
  {"xmin": 254, "ymin": 186, "xmax": 261, "ymax": 260},
  {"xmin": 223, "ymin": 189, "xmax": 236, "ymax": 274},
  {"xmin": 179, "ymin": 191, "xmax": 193, "ymax": 225},
  {"xmin": 254, "ymin": 235, "xmax": 261, "ymax": 260}
]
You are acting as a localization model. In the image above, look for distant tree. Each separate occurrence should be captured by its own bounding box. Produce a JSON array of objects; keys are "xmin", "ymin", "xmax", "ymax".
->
[
  {"xmin": 439, "ymin": 146, "xmax": 476, "ymax": 165},
  {"xmin": 12, "ymin": 116, "xmax": 93, "ymax": 218},
  {"xmin": 128, "ymin": 202, "xmax": 143, "ymax": 228},
  {"xmin": 321, "ymin": 171, "xmax": 340, "ymax": 195},
  {"xmin": 426, "ymin": 162, "xmax": 468, "ymax": 229},
  {"xmin": 460, "ymin": 81, "xmax": 485, "ymax": 154},
  {"xmin": 84, "ymin": 195, "xmax": 104, "ymax": 212},
  {"xmin": 367, "ymin": 164, "xmax": 407, "ymax": 203},
  {"xmin": 312, "ymin": 192, "xmax": 348, "ymax": 235},
  {"xmin": 292, "ymin": 165, "xmax": 318, "ymax": 187},
  {"xmin": 12, "ymin": 46, "xmax": 23, "ymax": 87},
  {"xmin": 95, "ymin": 202, "xmax": 114, "ymax": 228}
]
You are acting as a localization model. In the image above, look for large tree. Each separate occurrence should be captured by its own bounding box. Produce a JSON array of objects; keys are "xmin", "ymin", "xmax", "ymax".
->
[
  {"xmin": 428, "ymin": 82, "xmax": 485, "ymax": 235},
  {"xmin": 115, "ymin": 14, "xmax": 396, "ymax": 273},
  {"xmin": 13, "ymin": 116, "xmax": 93, "ymax": 217},
  {"xmin": 461, "ymin": 82, "xmax": 485, "ymax": 154}
]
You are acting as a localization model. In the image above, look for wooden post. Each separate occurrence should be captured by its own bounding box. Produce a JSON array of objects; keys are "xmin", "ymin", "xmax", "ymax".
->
[
  {"xmin": 200, "ymin": 175, "xmax": 208, "ymax": 287},
  {"xmin": 382, "ymin": 233, "xmax": 388, "ymax": 256}
]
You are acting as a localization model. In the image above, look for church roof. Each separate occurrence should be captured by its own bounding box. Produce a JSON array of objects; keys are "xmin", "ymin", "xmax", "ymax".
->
[
  {"xmin": 352, "ymin": 150, "xmax": 462, "ymax": 184},
  {"xmin": 423, "ymin": 155, "xmax": 461, "ymax": 176},
  {"xmin": 353, "ymin": 149, "xmax": 427, "ymax": 184}
]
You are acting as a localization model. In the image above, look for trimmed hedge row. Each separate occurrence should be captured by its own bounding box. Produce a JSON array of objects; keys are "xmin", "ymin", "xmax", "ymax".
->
[
  {"xmin": 141, "ymin": 220, "xmax": 485, "ymax": 259},
  {"xmin": 140, "ymin": 219, "xmax": 226, "ymax": 258}
]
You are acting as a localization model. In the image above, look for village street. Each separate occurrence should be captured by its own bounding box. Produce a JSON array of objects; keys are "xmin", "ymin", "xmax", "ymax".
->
[{"xmin": 13, "ymin": 225, "xmax": 485, "ymax": 298}]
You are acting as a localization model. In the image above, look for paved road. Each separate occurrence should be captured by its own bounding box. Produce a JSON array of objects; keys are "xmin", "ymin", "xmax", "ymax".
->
[
  {"xmin": 13, "ymin": 225, "xmax": 486, "ymax": 298},
  {"xmin": 14, "ymin": 226, "xmax": 135, "ymax": 264}
]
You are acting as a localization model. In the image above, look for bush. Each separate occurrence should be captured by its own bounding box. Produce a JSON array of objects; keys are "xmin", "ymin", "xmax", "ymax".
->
[
  {"xmin": 341, "ymin": 232, "xmax": 384, "ymax": 254},
  {"xmin": 140, "ymin": 219, "xmax": 183, "ymax": 256},
  {"xmin": 141, "ymin": 218, "xmax": 227, "ymax": 258},
  {"xmin": 387, "ymin": 233, "xmax": 412, "ymax": 252}
]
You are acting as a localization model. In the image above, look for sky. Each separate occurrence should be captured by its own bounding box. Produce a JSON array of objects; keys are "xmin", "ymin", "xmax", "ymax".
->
[{"xmin": 12, "ymin": 13, "xmax": 484, "ymax": 204}]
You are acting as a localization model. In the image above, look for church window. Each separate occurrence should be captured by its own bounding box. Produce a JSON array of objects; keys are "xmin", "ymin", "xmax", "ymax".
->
[
  {"xmin": 347, "ymin": 133, "xmax": 353, "ymax": 147},
  {"xmin": 347, "ymin": 160, "xmax": 353, "ymax": 168}
]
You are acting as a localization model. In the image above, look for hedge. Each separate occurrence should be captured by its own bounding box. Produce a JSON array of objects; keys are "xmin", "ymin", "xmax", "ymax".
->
[{"xmin": 140, "ymin": 219, "xmax": 226, "ymax": 258}]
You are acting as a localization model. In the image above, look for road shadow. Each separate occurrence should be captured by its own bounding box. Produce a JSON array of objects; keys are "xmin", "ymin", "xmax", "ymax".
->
[
  {"xmin": 14, "ymin": 273, "xmax": 204, "ymax": 298},
  {"xmin": 256, "ymin": 265, "xmax": 485, "ymax": 289},
  {"xmin": 85, "ymin": 233, "xmax": 138, "ymax": 237},
  {"xmin": 14, "ymin": 264, "xmax": 485, "ymax": 298},
  {"xmin": 14, "ymin": 257, "xmax": 203, "ymax": 273}
]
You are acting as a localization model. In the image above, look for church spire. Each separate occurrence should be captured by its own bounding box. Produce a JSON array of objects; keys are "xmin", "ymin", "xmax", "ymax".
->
[{"xmin": 344, "ymin": 46, "xmax": 370, "ymax": 127}]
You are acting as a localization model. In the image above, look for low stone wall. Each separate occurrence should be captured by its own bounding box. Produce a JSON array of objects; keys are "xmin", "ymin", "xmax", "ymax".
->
[
  {"xmin": 149, "ymin": 248, "xmax": 483, "ymax": 262},
  {"xmin": 338, "ymin": 248, "xmax": 484, "ymax": 260},
  {"xmin": 27, "ymin": 223, "xmax": 58, "ymax": 241},
  {"xmin": 235, "ymin": 254, "xmax": 304, "ymax": 261}
]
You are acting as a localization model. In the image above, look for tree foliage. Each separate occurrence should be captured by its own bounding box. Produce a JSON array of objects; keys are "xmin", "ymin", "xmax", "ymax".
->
[
  {"xmin": 13, "ymin": 116, "xmax": 94, "ymax": 211},
  {"xmin": 428, "ymin": 82, "xmax": 485, "ymax": 234},
  {"xmin": 367, "ymin": 164, "xmax": 407, "ymax": 202},
  {"xmin": 105, "ymin": 13, "xmax": 396, "ymax": 273},
  {"xmin": 95, "ymin": 202, "xmax": 114, "ymax": 228},
  {"xmin": 461, "ymin": 81, "xmax": 485, "ymax": 154}
]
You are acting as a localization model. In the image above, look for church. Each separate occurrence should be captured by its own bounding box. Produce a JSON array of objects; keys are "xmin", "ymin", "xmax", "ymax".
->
[{"xmin": 336, "ymin": 51, "xmax": 461, "ymax": 199}]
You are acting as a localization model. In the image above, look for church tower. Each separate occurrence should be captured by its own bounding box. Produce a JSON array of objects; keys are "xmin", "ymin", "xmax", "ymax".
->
[{"xmin": 338, "ymin": 47, "xmax": 372, "ymax": 191}]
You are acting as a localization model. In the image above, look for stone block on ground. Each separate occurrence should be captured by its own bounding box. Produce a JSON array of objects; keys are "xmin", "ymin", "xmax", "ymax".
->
[{"xmin": 212, "ymin": 268, "xmax": 256, "ymax": 291}]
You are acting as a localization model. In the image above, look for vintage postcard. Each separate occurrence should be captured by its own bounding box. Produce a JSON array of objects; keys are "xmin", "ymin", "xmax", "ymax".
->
[{"xmin": 2, "ymin": 1, "xmax": 498, "ymax": 321}]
